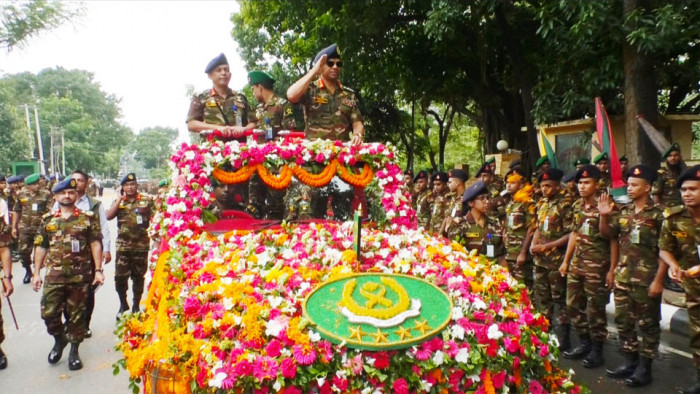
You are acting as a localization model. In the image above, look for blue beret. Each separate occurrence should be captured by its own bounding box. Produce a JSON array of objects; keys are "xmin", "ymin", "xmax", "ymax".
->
[
  {"xmin": 448, "ymin": 169, "xmax": 468, "ymax": 181},
  {"xmin": 593, "ymin": 152, "xmax": 609, "ymax": 164},
  {"xmin": 562, "ymin": 171, "xmax": 577, "ymax": 183},
  {"xmin": 52, "ymin": 178, "xmax": 77, "ymax": 193},
  {"xmin": 431, "ymin": 171, "xmax": 449, "ymax": 183},
  {"xmin": 7, "ymin": 175, "xmax": 20, "ymax": 184},
  {"xmin": 121, "ymin": 173, "xmax": 137, "ymax": 185},
  {"xmin": 314, "ymin": 44, "xmax": 340, "ymax": 63},
  {"xmin": 678, "ymin": 165, "xmax": 700, "ymax": 188},
  {"xmin": 462, "ymin": 180, "xmax": 489, "ymax": 203},
  {"xmin": 626, "ymin": 165, "xmax": 657, "ymax": 183},
  {"xmin": 662, "ymin": 143, "xmax": 681, "ymax": 159},
  {"xmin": 205, "ymin": 53, "xmax": 228, "ymax": 74},
  {"xmin": 575, "ymin": 165, "xmax": 600, "ymax": 181},
  {"xmin": 25, "ymin": 173, "xmax": 40, "ymax": 185},
  {"xmin": 413, "ymin": 170, "xmax": 429, "ymax": 183},
  {"xmin": 538, "ymin": 168, "xmax": 564, "ymax": 183}
]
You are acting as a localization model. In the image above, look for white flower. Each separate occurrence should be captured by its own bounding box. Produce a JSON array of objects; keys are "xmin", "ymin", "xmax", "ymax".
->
[
  {"xmin": 487, "ymin": 323, "xmax": 503, "ymax": 340},
  {"xmin": 308, "ymin": 330, "xmax": 321, "ymax": 342},
  {"xmin": 273, "ymin": 381, "xmax": 282, "ymax": 392},
  {"xmin": 432, "ymin": 350, "xmax": 445, "ymax": 366},
  {"xmin": 455, "ymin": 347, "xmax": 470, "ymax": 363},
  {"xmin": 184, "ymin": 151, "xmax": 195, "ymax": 160},
  {"xmin": 265, "ymin": 318, "xmax": 285, "ymax": 338},
  {"xmin": 208, "ymin": 372, "xmax": 226, "ymax": 388},
  {"xmin": 472, "ymin": 298, "xmax": 486, "ymax": 310},
  {"xmin": 223, "ymin": 297, "xmax": 234, "ymax": 311},
  {"xmin": 451, "ymin": 324, "xmax": 465, "ymax": 340}
]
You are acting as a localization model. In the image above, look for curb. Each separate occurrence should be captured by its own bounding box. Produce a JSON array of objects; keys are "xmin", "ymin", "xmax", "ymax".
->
[{"xmin": 606, "ymin": 297, "xmax": 689, "ymax": 338}]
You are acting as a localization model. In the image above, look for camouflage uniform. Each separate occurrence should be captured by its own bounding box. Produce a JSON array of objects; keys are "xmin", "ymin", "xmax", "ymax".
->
[
  {"xmin": 35, "ymin": 208, "xmax": 102, "ymax": 344},
  {"xmin": 298, "ymin": 79, "xmax": 362, "ymax": 141},
  {"xmin": 598, "ymin": 173, "xmax": 611, "ymax": 191},
  {"xmin": 451, "ymin": 211, "xmax": 505, "ymax": 263},
  {"xmin": 429, "ymin": 191, "xmax": 451, "ymax": 234},
  {"xmin": 567, "ymin": 198, "xmax": 611, "ymax": 342},
  {"xmin": 533, "ymin": 189, "xmax": 574, "ymax": 325},
  {"xmin": 652, "ymin": 167, "xmax": 682, "ymax": 207},
  {"xmin": 12, "ymin": 188, "xmax": 52, "ymax": 272},
  {"xmin": 491, "ymin": 174, "xmax": 505, "ymax": 194},
  {"xmin": 248, "ymin": 94, "xmax": 297, "ymax": 219},
  {"xmin": 115, "ymin": 194, "xmax": 155, "ymax": 311},
  {"xmin": 659, "ymin": 206, "xmax": 700, "ymax": 367},
  {"xmin": 415, "ymin": 189, "xmax": 433, "ymax": 230},
  {"xmin": 489, "ymin": 191, "xmax": 510, "ymax": 226},
  {"xmin": 441, "ymin": 191, "xmax": 464, "ymax": 238},
  {"xmin": 0, "ymin": 200, "xmax": 10, "ymax": 348},
  {"xmin": 504, "ymin": 197, "xmax": 535, "ymax": 288},
  {"xmin": 609, "ymin": 201, "xmax": 663, "ymax": 358}
]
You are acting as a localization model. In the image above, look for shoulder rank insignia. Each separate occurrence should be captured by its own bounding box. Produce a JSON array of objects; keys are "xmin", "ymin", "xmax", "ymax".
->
[
  {"xmin": 33, "ymin": 235, "xmax": 43, "ymax": 245},
  {"xmin": 663, "ymin": 205, "xmax": 684, "ymax": 218},
  {"xmin": 41, "ymin": 212, "xmax": 52, "ymax": 220},
  {"xmin": 84, "ymin": 210, "xmax": 94, "ymax": 217},
  {"xmin": 313, "ymin": 96, "xmax": 329, "ymax": 104},
  {"xmin": 285, "ymin": 107, "xmax": 293, "ymax": 115}
]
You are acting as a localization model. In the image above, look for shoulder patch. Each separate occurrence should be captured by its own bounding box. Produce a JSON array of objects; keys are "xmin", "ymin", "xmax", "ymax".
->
[
  {"xmin": 663, "ymin": 205, "xmax": 684, "ymax": 218},
  {"xmin": 42, "ymin": 212, "xmax": 52, "ymax": 220},
  {"xmin": 657, "ymin": 169, "xmax": 665, "ymax": 174},
  {"xmin": 84, "ymin": 210, "xmax": 95, "ymax": 217},
  {"xmin": 342, "ymin": 86, "xmax": 356, "ymax": 94}
]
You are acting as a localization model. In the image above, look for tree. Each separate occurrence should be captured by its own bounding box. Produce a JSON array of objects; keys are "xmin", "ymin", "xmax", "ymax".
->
[
  {"xmin": 127, "ymin": 126, "xmax": 178, "ymax": 178},
  {"xmin": 1, "ymin": 0, "xmax": 84, "ymax": 51}
]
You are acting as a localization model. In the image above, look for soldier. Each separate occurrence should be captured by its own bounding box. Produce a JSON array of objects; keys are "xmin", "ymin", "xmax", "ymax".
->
[
  {"xmin": 450, "ymin": 181, "xmax": 505, "ymax": 265},
  {"xmin": 530, "ymin": 168, "xmax": 573, "ymax": 351},
  {"xmin": 31, "ymin": 178, "xmax": 103, "ymax": 371},
  {"xmin": 413, "ymin": 170, "xmax": 432, "ymax": 230},
  {"xmin": 0, "ymin": 189, "xmax": 13, "ymax": 370},
  {"xmin": 11, "ymin": 173, "xmax": 52, "ymax": 283},
  {"xmin": 440, "ymin": 169, "xmax": 467, "ymax": 237},
  {"xmin": 403, "ymin": 169, "xmax": 415, "ymax": 205},
  {"xmin": 428, "ymin": 172, "xmax": 449, "ymax": 234},
  {"xmin": 246, "ymin": 70, "xmax": 297, "ymax": 220},
  {"xmin": 106, "ymin": 173, "xmax": 155, "ymax": 318},
  {"xmin": 619, "ymin": 155, "xmax": 629, "ymax": 183},
  {"xmin": 486, "ymin": 157, "xmax": 505, "ymax": 192},
  {"xmin": 598, "ymin": 165, "xmax": 664, "ymax": 387},
  {"xmin": 575, "ymin": 158, "xmax": 591, "ymax": 171},
  {"xmin": 560, "ymin": 164, "xmax": 611, "ymax": 369},
  {"xmin": 187, "ymin": 53, "xmax": 257, "ymax": 140},
  {"xmin": 503, "ymin": 166, "xmax": 536, "ymax": 288},
  {"xmin": 660, "ymin": 165, "xmax": 700, "ymax": 394},
  {"xmin": 652, "ymin": 142, "xmax": 684, "ymax": 208},
  {"xmin": 562, "ymin": 170, "xmax": 579, "ymax": 203},
  {"xmin": 6, "ymin": 175, "xmax": 22, "ymax": 263},
  {"xmin": 532, "ymin": 156, "xmax": 551, "ymax": 201},
  {"xmin": 594, "ymin": 152, "xmax": 611, "ymax": 190},
  {"xmin": 476, "ymin": 163, "xmax": 499, "ymax": 197}
]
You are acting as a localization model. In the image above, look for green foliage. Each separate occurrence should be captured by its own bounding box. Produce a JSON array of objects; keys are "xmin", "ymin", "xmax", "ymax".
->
[
  {"xmin": 0, "ymin": 0, "xmax": 84, "ymax": 50},
  {"xmin": 128, "ymin": 126, "xmax": 178, "ymax": 172}
]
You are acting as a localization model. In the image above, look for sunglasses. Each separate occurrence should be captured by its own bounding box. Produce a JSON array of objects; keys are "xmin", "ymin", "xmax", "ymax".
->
[{"xmin": 326, "ymin": 60, "xmax": 343, "ymax": 68}]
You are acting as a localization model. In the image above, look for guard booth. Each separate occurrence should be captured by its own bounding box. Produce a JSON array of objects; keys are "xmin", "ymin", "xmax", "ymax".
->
[{"xmin": 11, "ymin": 161, "xmax": 40, "ymax": 177}]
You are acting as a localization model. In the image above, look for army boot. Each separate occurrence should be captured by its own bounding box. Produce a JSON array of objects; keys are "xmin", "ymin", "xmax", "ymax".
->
[
  {"xmin": 116, "ymin": 278, "xmax": 129, "ymax": 320},
  {"xmin": 0, "ymin": 347, "xmax": 7, "ymax": 370},
  {"xmin": 679, "ymin": 369, "xmax": 700, "ymax": 394},
  {"xmin": 625, "ymin": 356, "xmax": 652, "ymax": 387},
  {"xmin": 557, "ymin": 323, "xmax": 571, "ymax": 352},
  {"xmin": 563, "ymin": 333, "xmax": 591, "ymax": 360},
  {"xmin": 606, "ymin": 351, "xmax": 639, "ymax": 378},
  {"xmin": 22, "ymin": 265, "xmax": 32, "ymax": 284},
  {"xmin": 48, "ymin": 334, "xmax": 68, "ymax": 364},
  {"xmin": 582, "ymin": 340, "xmax": 604, "ymax": 368},
  {"xmin": 68, "ymin": 343, "xmax": 82, "ymax": 371},
  {"xmin": 132, "ymin": 276, "xmax": 144, "ymax": 313}
]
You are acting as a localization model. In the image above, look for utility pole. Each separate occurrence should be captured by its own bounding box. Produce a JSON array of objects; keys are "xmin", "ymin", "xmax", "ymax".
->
[
  {"xmin": 32, "ymin": 106, "xmax": 46, "ymax": 174},
  {"xmin": 49, "ymin": 127, "xmax": 55, "ymax": 176},
  {"xmin": 24, "ymin": 104, "xmax": 35, "ymax": 159},
  {"xmin": 61, "ymin": 130, "xmax": 66, "ymax": 175}
]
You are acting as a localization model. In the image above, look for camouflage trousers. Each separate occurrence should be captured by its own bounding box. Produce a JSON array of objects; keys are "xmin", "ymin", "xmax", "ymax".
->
[
  {"xmin": 614, "ymin": 282, "xmax": 661, "ymax": 358},
  {"xmin": 567, "ymin": 270, "xmax": 610, "ymax": 342},
  {"xmin": 18, "ymin": 231, "xmax": 37, "ymax": 269},
  {"xmin": 0, "ymin": 296, "xmax": 4, "ymax": 345},
  {"xmin": 115, "ymin": 249, "xmax": 149, "ymax": 279},
  {"xmin": 41, "ymin": 282, "xmax": 89, "ymax": 343},
  {"xmin": 534, "ymin": 265, "xmax": 569, "ymax": 325},
  {"xmin": 248, "ymin": 173, "xmax": 285, "ymax": 220},
  {"xmin": 507, "ymin": 259, "xmax": 534, "ymax": 290},
  {"xmin": 683, "ymin": 277, "xmax": 700, "ymax": 368}
]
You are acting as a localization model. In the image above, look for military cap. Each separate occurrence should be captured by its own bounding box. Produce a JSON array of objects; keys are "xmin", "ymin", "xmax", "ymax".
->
[
  {"xmin": 0, "ymin": 175, "xmax": 5, "ymax": 182},
  {"xmin": 538, "ymin": 168, "xmax": 564, "ymax": 183},
  {"xmin": 247, "ymin": 70, "xmax": 275, "ymax": 86},
  {"xmin": 535, "ymin": 155, "xmax": 549, "ymax": 167},
  {"xmin": 626, "ymin": 164, "xmax": 657, "ymax": 184},
  {"xmin": 52, "ymin": 178, "xmax": 77, "ymax": 193},
  {"xmin": 158, "ymin": 179, "xmax": 170, "ymax": 188},
  {"xmin": 574, "ymin": 157, "xmax": 590, "ymax": 166},
  {"xmin": 485, "ymin": 157, "xmax": 496, "ymax": 164},
  {"xmin": 431, "ymin": 171, "xmax": 449, "ymax": 183},
  {"xmin": 413, "ymin": 170, "xmax": 429, "ymax": 183},
  {"xmin": 575, "ymin": 164, "xmax": 601, "ymax": 181},
  {"xmin": 505, "ymin": 166, "xmax": 527, "ymax": 179},
  {"xmin": 619, "ymin": 155, "xmax": 628, "ymax": 163},
  {"xmin": 25, "ymin": 173, "xmax": 40, "ymax": 185},
  {"xmin": 48, "ymin": 174, "xmax": 57, "ymax": 180},
  {"xmin": 678, "ymin": 165, "xmax": 700, "ymax": 188},
  {"xmin": 475, "ymin": 163, "xmax": 493, "ymax": 178},
  {"xmin": 7, "ymin": 175, "xmax": 20, "ymax": 184},
  {"xmin": 462, "ymin": 180, "xmax": 489, "ymax": 203},
  {"xmin": 662, "ymin": 143, "xmax": 681, "ymax": 159},
  {"xmin": 448, "ymin": 169, "xmax": 468, "ymax": 181},
  {"xmin": 508, "ymin": 159, "xmax": 521, "ymax": 169},
  {"xmin": 403, "ymin": 169, "xmax": 414, "ymax": 177},
  {"xmin": 593, "ymin": 152, "xmax": 609, "ymax": 164},
  {"xmin": 204, "ymin": 53, "xmax": 228, "ymax": 74},
  {"xmin": 314, "ymin": 43, "xmax": 340, "ymax": 63},
  {"xmin": 121, "ymin": 173, "xmax": 137, "ymax": 185},
  {"xmin": 562, "ymin": 170, "xmax": 577, "ymax": 183}
]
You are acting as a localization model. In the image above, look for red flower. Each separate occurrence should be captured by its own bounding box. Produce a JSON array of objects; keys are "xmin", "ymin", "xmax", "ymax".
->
[
  {"xmin": 373, "ymin": 352, "xmax": 390, "ymax": 370},
  {"xmin": 392, "ymin": 378, "xmax": 409, "ymax": 394}
]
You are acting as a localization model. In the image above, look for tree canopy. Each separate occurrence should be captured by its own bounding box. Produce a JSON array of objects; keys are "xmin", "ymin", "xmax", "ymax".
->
[{"xmin": 0, "ymin": 0, "xmax": 84, "ymax": 51}]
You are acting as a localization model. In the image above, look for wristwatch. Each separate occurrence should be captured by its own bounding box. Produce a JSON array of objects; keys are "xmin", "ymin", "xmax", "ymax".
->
[
  {"xmin": 95, "ymin": 268, "xmax": 104, "ymax": 273},
  {"xmin": 2, "ymin": 274, "xmax": 11, "ymax": 280}
]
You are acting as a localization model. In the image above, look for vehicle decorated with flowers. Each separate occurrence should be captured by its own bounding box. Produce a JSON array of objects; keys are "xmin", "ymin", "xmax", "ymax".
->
[{"xmin": 114, "ymin": 137, "xmax": 585, "ymax": 393}]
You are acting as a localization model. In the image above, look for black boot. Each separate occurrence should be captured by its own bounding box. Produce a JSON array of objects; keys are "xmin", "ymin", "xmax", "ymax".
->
[
  {"xmin": 563, "ymin": 333, "xmax": 592, "ymax": 359},
  {"xmin": 22, "ymin": 267, "xmax": 32, "ymax": 284},
  {"xmin": 557, "ymin": 323, "xmax": 571, "ymax": 352},
  {"xmin": 0, "ymin": 348, "xmax": 7, "ymax": 370},
  {"xmin": 132, "ymin": 276, "xmax": 144, "ymax": 314},
  {"xmin": 626, "ymin": 356, "xmax": 652, "ymax": 387},
  {"xmin": 606, "ymin": 351, "xmax": 639, "ymax": 378},
  {"xmin": 48, "ymin": 334, "xmax": 68, "ymax": 364},
  {"xmin": 67, "ymin": 343, "xmax": 82, "ymax": 371},
  {"xmin": 679, "ymin": 369, "xmax": 700, "ymax": 394},
  {"xmin": 582, "ymin": 340, "xmax": 605, "ymax": 368},
  {"xmin": 116, "ymin": 278, "xmax": 129, "ymax": 321}
]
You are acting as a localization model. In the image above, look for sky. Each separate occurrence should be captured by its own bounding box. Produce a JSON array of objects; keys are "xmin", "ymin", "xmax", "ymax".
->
[{"xmin": 0, "ymin": 1, "xmax": 248, "ymax": 142}]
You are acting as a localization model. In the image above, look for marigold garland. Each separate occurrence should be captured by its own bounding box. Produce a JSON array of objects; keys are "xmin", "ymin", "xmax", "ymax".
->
[
  {"xmin": 337, "ymin": 162, "xmax": 374, "ymax": 187},
  {"xmin": 292, "ymin": 160, "xmax": 338, "ymax": 187},
  {"xmin": 212, "ymin": 165, "xmax": 256, "ymax": 184},
  {"xmin": 255, "ymin": 164, "xmax": 293, "ymax": 190}
]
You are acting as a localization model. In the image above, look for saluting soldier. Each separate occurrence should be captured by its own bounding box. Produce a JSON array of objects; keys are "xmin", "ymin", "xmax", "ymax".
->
[
  {"xmin": 106, "ymin": 173, "xmax": 156, "ymax": 318},
  {"xmin": 451, "ymin": 181, "xmax": 505, "ymax": 265},
  {"xmin": 530, "ymin": 168, "xmax": 574, "ymax": 351},
  {"xmin": 599, "ymin": 165, "xmax": 664, "ymax": 387},
  {"xmin": 594, "ymin": 152, "xmax": 611, "ymax": 190},
  {"xmin": 0, "ymin": 188, "xmax": 13, "ymax": 370},
  {"xmin": 486, "ymin": 157, "xmax": 505, "ymax": 192},
  {"xmin": 560, "ymin": 165, "xmax": 611, "ymax": 369},
  {"xmin": 413, "ymin": 170, "xmax": 432, "ymax": 229},
  {"xmin": 428, "ymin": 172, "xmax": 449, "ymax": 234},
  {"xmin": 659, "ymin": 165, "xmax": 700, "ymax": 394},
  {"xmin": 440, "ymin": 169, "xmax": 467, "ymax": 237},
  {"xmin": 11, "ymin": 173, "xmax": 52, "ymax": 283},
  {"xmin": 652, "ymin": 143, "xmax": 684, "ymax": 208},
  {"xmin": 31, "ymin": 178, "xmax": 103, "ymax": 371}
]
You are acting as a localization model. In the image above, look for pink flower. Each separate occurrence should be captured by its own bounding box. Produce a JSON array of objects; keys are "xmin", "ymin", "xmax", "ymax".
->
[
  {"xmin": 292, "ymin": 344, "xmax": 317, "ymax": 365},
  {"xmin": 266, "ymin": 339, "xmax": 281, "ymax": 358},
  {"xmin": 415, "ymin": 346, "xmax": 431, "ymax": 361},
  {"xmin": 252, "ymin": 356, "xmax": 278, "ymax": 381},
  {"xmin": 233, "ymin": 359, "xmax": 252, "ymax": 377},
  {"xmin": 284, "ymin": 387, "xmax": 302, "ymax": 394},
  {"xmin": 492, "ymin": 370, "xmax": 506, "ymax": 388},
  {"xmin": 346, "ymin": 353, "xmax": 363, "ymax": 374},
  {"xmin": 392, "ymin": 378, "xmax": 409, "ymax": 394},
  {"xmin": 280, "ymin": 358, "xmax": 297, "ymax": 379},
  {"xmin": 315, "ymin": 152, "xmax": 326, "ymax": 162},
  {"xmin": 528, "ymin": 379, "xmax": 545, "ymax": 394},
  {"xmin": 332, "ymin": 374, "xmax": 348, "ymax": 391}
]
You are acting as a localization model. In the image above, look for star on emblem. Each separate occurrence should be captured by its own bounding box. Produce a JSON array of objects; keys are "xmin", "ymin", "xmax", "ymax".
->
[
  {"xmin": 413, "ymin": 319, "xmax": 431, "ymax": 334},
  {"xmin": 394, "ymin": 326, "xmax": 413, "ymax": 340},
  {"xmin": 348, "ymin": 326, "xmax": 365, "ymax": 342},
  {"xmin": 371, "ymin": 328, "xmax": 389, "ymax": 344}
]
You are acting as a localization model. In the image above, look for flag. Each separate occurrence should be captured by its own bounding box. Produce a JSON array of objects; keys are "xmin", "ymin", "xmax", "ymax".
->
[
  {"xmin": 538, "ymin": 128, "xmax": 559, "ymax": 169},
  {"xmin": 594, "ymin": 97, "xmax": 624, "ymax": 188}
]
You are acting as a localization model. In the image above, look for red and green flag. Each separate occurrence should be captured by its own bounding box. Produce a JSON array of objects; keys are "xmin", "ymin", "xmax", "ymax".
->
[
  {"xmin": 594, "ymin": 97, "xmax": 624, "ymax": 189},
  {"xmin": 538, "ymin": 128, "xmax": 559, "ymax": 169}
]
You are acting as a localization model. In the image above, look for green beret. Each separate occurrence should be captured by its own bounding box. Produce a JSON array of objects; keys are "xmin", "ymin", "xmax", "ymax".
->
[
  {"xmin": 535, "ymin": 156, "xmax": 549, "ymax": 167},
  {"xmin": 593, "ymin": 152, "xmax": 609, "ymax": 164},
  {"xmin": 574, "ymin": 158, "xmax": 590, "ymax": 166},
  {"xmin": 247, "ymin": 70, "xmax": 275, "ymax": 86},
  {"xmin": 662, "ymin": 143, "xmax": 681, "ymax": 159},
  {"xmin": 619, "ymin": 155, "xmax": 628, "ymax": 163},
  {"xmin": 158, "ymin": 179, "xmax": 170, "ymax": 188},
  {"xmin": 485, "ymin": 157, "xmax": 496, "ymax": 164},
  {"xmin": 25, "ymin": 173, "xmax": 41, "ymax": 185}
]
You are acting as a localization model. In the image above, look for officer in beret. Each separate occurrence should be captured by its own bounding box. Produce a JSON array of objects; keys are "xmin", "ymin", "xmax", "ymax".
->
[
  {"xmin": 413, "ymin": 170, "xmax": 433, "ymax": 229},
  {"xmin": 532, "ymin": 156, "xmax": 551, "ymax": 201},
  {"xmin": 490, "ymin": 166, "xmax": 526, "ymax": 223},
  {"xmin": 503, "ymin": 164, "xmax": 536, "ymax": 289},
  {"xmin": 652, "ymin": 142, "xmax": 684, "ymax": 208},
  {"xmin": 187, "ymin": 53, "xmax": 257, "ymax": 140},
  {"xmin": 530, "ymin": 168, "xmax": 574, "ymax": 351},
  {"xmin": 476, "ymin": 162, "xmax": 501, "ymax": 196},
  {"xmin": 31, "ymin": 177, "xmax": 103, "ymax": 371},
  {"xmin": 449, "ymin": 181, "xmax": 505, "ymax": 264},
  {"xmin": 440, "ymin": 169, "xmax": 468, "ymax": 237},
  {"xmin": 594, "ymin": 152, "xmax": 611, "ymax": 190},
  {"xmin": 287, "ymin": 44, "xmax": 364, "ymax": 144},
  {"xmin": 106, "ymin": 173, "xmax": 156, "ymax": 318},
  {"xmin": 560, "ymin": 164, "xmax": 611, "ymax": 368},
  {"xmin": 0, "ymin": 174, "xmax": 13, "ymax": 370},
  {"xmin": 597, "ymin": 164, "xmax": 663, "ymax": 386},
  {"xmin": 486, "ymin": 157, "xmax": 505, "ymax": 192},
  {"xmin": 428, "ymin": 172, "xmax": 450, "ymax": 234},
  {"xmin": 659, "ymin": 165, "xmax": 700, "ymax": 393},
  {"xmin": 11, "ymin": 173, "xmax": 52, "ymax": 283}
]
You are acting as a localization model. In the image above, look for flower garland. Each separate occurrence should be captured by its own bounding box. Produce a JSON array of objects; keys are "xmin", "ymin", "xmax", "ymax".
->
[
  {"xmin": 337, "ymin": 162, "xmax": 374, "ymax": 187},
  {"xmin": 291, "ymin": 160, "xmax": 338, "ymax": 187},
  {"xmin": 255, "ymin": 164, "xmax": 294, "ymax": 190}
]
